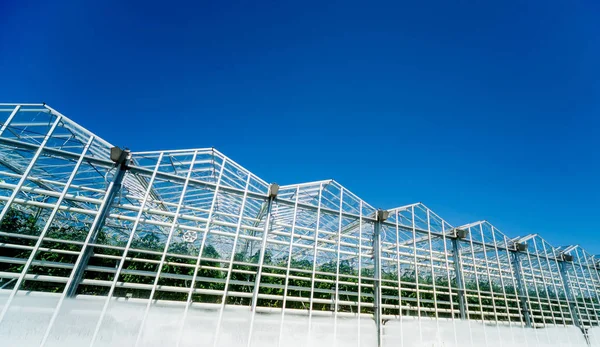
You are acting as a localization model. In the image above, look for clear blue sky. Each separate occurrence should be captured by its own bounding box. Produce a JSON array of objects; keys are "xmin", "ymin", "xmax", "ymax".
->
[{"xmin": 1, "ymin": 1, "xmax": 599, "ymax": 253}]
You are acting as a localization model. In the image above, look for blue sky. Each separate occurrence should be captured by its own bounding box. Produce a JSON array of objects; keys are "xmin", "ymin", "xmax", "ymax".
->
[{"xmin": 1, "ymin": 1, "xmax": 599, "ymax": 252}]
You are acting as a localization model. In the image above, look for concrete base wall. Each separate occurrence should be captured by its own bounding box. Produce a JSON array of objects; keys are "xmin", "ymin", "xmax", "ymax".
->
[
  {"xmin": 384, "ymin": 318, "xmax": 588, "ymax": 347},
  {"xmin": 0, "ymin": 293, "xmax": 590, "ymax": 347}
]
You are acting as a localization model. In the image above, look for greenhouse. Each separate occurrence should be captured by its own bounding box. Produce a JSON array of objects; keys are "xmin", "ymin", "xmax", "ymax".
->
[{"xmin": 0, "ymin": 103, "xmax": 598, "ymax": 346}]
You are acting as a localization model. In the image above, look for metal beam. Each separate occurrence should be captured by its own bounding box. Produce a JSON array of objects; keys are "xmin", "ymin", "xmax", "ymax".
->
[
  {"xmin": 65, "ymin": 149, "xmax": 131, "ymax": 297},
  {"xmin": 373, "ymin": 209, "xmax": 388, "ymax": 347},
  {"xmin": 250, "ymin": 183, "xmax": 278, "ymax": 311},
  {"xmin": 559, "ymin": 258, "xmax": 582, "ymax": 329},
  {"xmin": 451, "ymin": 237, "xmax": 467, "ymax": 320},
  {"xmin": 510, "ymin": 251, "xmax": 532, "ymax": 327}
]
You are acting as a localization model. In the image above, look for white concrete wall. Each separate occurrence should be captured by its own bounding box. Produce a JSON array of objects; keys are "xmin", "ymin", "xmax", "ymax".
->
[
  {"xmin": 0, "ymin": 294, "xmax": 591, "ymax": 347},
  {"xmin": 383, "ymin": 318, "xmax": 588, "ymax": 347}
]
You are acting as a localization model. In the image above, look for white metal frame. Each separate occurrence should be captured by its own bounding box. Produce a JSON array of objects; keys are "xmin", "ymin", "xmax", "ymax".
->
[{"xmin": 0, "ymin": 103, "xmax": 597, "ymax": 347}]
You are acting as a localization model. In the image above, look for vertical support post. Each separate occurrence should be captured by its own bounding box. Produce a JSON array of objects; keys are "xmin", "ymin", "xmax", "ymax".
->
[
  {"xmin": 332, "ymin": 189, "xmax": 344, "ymax": 342},
  {"xmin": 307, "ymin": 183, "xmax": 324, "ymax": 329},
  {"xmin": 357, "ymin": 201, "xmax": 363, "ymax": 342},
  {"xmin": 451, "ymin": 232, "xmax": 467, "ymax": 320},
  {"xmin": 373, "ymin": 209, "xmax": 388, "ymax": 347},
  {"xmin": 275, "ymin": 187, "xmax": 300, "ymax": 347},
  {"xmin": 246, "ymin": 183, "xmax": 278, "ymax": 347},
  {"xmin": 373, "ymin": 216, "xmax": 382, "ymax": 347},
  {"xmin": 510, "ymin": 250, "xmax": 532, "ymax": 328},
  {"xmin": 65, "ymin": 147, "xmax": 131, "ymax": 297},
  {"xmin": 250, "ymin": 183, "xmax": 279, "ymax": 312},
  {"xmin": 394, "ymin": 210, "xmax": 404, "ymax": 322},
  {"xmin": 214, "ymin": 174, "xmax": 253, "ymax": 347},
  {"xmin": 559, "ymin": 254, "xmax": 582, "ymax": 329}
]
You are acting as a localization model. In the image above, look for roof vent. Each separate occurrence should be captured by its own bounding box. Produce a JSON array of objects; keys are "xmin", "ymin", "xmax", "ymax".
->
[
  {"xmin": 515, "ymin": 242, "xmax": 528, "ymax": 252},
  {"xmin": 376, "ymin": 209, "xmax": 390, "ymax": 222},
  {"xmin": 110, "ymin": 146, "xmax": 130, "ymax": 164},
  {"xmin": 560, "ymin": 253, "xmax": 573, "ymax": 262},
  {"xmin": 455, "ymin": 228, "xmax": 468, "ymax": 239},
  {"xmin": 267, "ymin": 183, "xmax": 279, "ymax": 198}
]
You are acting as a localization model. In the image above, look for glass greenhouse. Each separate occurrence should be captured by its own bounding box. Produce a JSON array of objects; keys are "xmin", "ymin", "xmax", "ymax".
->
[{"xmin": 0, "ymin": 103, "xmax": 598, "ymax": 347}]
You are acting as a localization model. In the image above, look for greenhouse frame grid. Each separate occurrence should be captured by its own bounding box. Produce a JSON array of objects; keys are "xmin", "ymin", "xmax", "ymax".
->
[{"xmin": 0, "ymin": 103, "xmax": 598, "ymax": 346}]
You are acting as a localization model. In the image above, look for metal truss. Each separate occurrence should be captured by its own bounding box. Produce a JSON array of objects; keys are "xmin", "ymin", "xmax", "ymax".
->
[{"xmin": 0, "ymin": 104, "xmax": 598, "ymax": 346}]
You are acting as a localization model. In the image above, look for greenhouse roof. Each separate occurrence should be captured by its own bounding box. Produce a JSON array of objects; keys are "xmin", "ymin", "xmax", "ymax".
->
[{"xmin": 0, "ymin": 103, "xmax": 592, "ymax": 264}]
